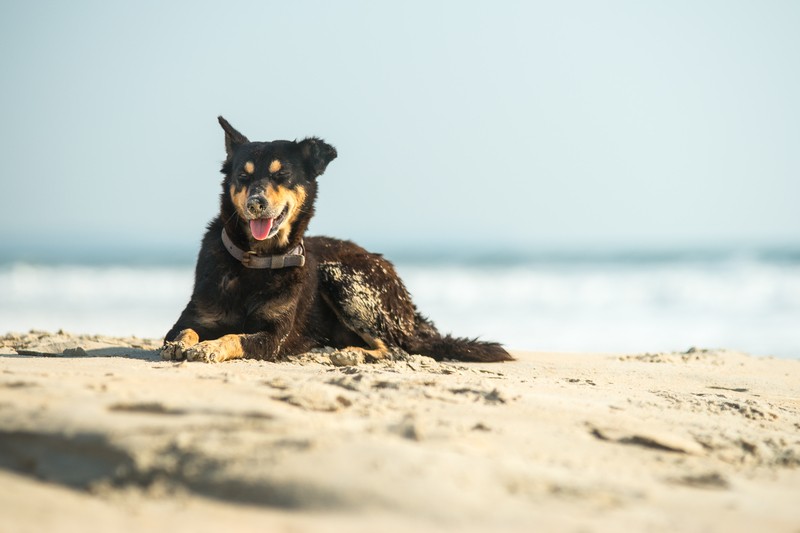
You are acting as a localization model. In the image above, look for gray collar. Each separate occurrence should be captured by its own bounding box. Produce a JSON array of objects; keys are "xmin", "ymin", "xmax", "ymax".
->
[{"xmin": 221, "ymin": 228, "xmax": 305, "ymax": 269}]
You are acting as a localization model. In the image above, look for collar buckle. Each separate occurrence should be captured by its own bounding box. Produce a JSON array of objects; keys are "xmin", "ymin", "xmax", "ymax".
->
[{"xmin": 241, "ymin": 251, "xmax": 256, "ymax": 267}]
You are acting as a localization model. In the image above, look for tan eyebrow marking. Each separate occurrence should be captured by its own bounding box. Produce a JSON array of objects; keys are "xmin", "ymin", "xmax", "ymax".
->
[
  {"xmin": 244, "ymin": 161, "xmax": 255, "ymax": 174},
  {"xmin": 269, "ymin": 159, "xmax": 282, "ymax": 173}
]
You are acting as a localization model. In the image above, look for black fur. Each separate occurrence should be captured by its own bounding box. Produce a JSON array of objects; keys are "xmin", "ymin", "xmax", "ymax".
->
[{"xmin": 162, "ymin": 117, "xmax": 513, "ymax": 363}]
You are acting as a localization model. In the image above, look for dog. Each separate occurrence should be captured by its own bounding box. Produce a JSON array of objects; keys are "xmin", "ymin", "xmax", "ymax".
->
[{"xmin": 161, "ymin": 117, "xmax": 512, "ymax": 364}]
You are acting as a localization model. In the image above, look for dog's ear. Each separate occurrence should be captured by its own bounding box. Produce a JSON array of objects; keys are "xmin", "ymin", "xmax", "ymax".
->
[
  {"xmin": 218, "ymin": 116, "xmax": 249, "ymax": 159},
  {"xmin": 298, "ymin": 137, "xmax": 337, "ymax": 179}
]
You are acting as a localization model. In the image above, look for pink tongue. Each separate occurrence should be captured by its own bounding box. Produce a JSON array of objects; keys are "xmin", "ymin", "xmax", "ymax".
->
[{"xmin": 249, "ymin": 218, "xmax": 274, "ymax": 241}]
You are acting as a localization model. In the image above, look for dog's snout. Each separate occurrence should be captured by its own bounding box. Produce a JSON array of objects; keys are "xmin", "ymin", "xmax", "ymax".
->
[{"xmin": 246, "ymin": 196, "xmax": 267, "ymax": 217}]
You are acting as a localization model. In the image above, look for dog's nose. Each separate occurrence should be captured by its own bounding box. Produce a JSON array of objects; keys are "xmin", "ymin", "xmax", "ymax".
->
[{"xmin": 246, "ymin": 196, "xmax": 267, "ymax": 217}]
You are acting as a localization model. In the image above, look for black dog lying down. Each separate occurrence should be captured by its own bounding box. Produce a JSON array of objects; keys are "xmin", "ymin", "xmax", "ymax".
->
[{"xmin": 162, "ymin": 117, "xmax": 512, "ymax": 363}]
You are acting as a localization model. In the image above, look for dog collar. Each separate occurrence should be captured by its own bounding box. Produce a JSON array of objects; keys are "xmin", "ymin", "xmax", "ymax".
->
[{"xmin": 221, "ymin": 228, "xmax": 306, "ymax": 269}]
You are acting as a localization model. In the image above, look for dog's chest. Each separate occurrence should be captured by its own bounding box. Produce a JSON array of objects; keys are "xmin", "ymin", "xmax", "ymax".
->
[{"xmin": 212, "ymin": 267, "xmax": 300, "ymax": 325}]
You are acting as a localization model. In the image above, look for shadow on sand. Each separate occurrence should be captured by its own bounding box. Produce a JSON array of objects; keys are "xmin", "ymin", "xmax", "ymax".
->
[{"xmin": 3, "ymin": 347, "xmax": 161, "ymax": 362}]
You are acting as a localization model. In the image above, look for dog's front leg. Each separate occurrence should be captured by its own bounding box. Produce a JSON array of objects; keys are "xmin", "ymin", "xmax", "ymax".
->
[
  {"xmin": 183, "ymin": 333, "xmax": 247, "ymax": 363},
  {"xmin": 183, "ymin": 330, "xmax": 289, "ymax": 363}
]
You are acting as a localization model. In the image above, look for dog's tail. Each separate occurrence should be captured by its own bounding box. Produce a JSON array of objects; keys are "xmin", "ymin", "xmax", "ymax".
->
[{"xmin": 404, "ymin": 313, "xmax": 514, "ymax": 363}]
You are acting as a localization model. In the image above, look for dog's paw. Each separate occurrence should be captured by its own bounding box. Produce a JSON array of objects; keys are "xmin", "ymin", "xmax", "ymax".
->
[
  {"xmin": 330, "ymin": 350, "xmax": 365, "ymax": 367},
  {"xmin": 161, "ymin": 341, "xmax": 188, "ymax": 361},
  {"xmin": 185, "ymin": 341, "xmax": 224, "ymax": 363}
]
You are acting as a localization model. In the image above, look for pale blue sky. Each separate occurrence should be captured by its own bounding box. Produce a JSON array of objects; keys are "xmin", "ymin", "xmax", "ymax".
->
[{"xmin": 1, "ymin": 1, "xmax": 798, "ymax": 257}]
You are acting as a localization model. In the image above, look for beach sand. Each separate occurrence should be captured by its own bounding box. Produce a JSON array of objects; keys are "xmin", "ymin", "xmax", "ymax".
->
[{"xmin": 1, "ymin": 331, "xmax": 798, "ymax": 532}]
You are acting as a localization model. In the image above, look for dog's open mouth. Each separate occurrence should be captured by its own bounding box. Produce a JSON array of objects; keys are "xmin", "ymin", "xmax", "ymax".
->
[{"xmin": 249, "ymin": 205, "xmax": 289, "ymax": 241}]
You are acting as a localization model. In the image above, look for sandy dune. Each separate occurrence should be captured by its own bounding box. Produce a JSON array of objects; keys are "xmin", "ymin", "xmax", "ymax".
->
[{"xmin": 1, "ymin": 331, "xmax": 799, "ymax": 532}]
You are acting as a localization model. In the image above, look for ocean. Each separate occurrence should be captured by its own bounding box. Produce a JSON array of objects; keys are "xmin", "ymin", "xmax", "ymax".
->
[{"xmin": 2, "ymin": 247, "xmax": 799, "ymax": 359}]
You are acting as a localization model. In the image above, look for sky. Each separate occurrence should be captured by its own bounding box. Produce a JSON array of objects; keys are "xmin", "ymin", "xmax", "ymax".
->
[{"xmin": 1, "ymin": 1, "xmax": 799, "ymax": 259}]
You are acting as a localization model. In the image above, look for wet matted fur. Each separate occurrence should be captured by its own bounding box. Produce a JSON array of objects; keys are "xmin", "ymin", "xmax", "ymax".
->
[{"xmin": 162, "ymin": 117, "xmax": 512, "ymax": 363}]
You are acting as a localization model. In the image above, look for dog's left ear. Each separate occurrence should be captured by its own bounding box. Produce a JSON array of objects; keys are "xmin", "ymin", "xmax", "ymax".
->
[{"xmin": 298, "ymin": 137, "xmax": 337, "ymax": 179}]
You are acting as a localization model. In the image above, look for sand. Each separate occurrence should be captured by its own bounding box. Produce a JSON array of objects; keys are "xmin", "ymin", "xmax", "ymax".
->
[{"xmin": 1, "ymin": 330, "xmax": 799, "ymax": 532}]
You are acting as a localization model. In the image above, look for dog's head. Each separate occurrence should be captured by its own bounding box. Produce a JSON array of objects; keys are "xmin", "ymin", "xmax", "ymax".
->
[{"xmin": 217, "ymin": 116, "xmax": 337, "ymax": 249}]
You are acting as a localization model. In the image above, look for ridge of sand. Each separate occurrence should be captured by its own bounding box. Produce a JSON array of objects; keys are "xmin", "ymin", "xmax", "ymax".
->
[{"xmin": 1, "ymin": 331, "xmax": 799, "ymax": 532}]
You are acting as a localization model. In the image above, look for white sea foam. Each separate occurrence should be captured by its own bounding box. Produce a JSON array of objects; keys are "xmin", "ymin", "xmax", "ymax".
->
[
  {"xmin": 397, "ymin": 258, "xmax": 800, "ymax": 358},
  {"xmin": 0, "ymin": 263, "xmax": 193, "ymax": 339},
  {"xmin": 2, "ymin": 256, "xmax": 799, "ymax": 358}
]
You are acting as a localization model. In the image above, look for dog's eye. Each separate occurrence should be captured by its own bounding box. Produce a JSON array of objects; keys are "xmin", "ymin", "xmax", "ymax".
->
[{"xmin": 238, "ymin": 172, "xmax": 250, "ymax": 180}]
